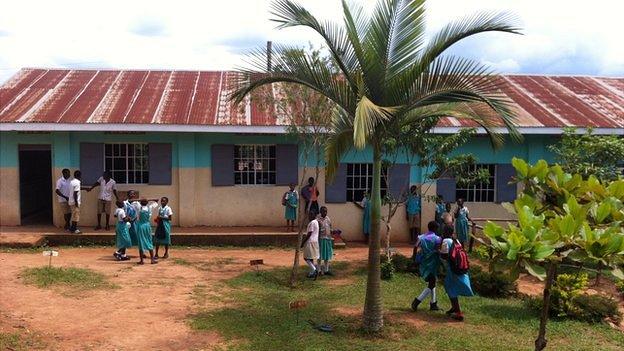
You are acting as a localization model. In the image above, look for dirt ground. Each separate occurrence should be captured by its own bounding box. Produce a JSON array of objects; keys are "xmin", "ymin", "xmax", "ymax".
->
[{"xmin": 0, "ymin": 245, "xmax": 382, "ymax": 351}]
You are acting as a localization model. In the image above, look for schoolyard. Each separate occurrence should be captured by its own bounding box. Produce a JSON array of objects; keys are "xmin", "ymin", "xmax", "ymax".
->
[{"xmin": 1, "ymin": 245, "xmax": 623, "ymax": 351}]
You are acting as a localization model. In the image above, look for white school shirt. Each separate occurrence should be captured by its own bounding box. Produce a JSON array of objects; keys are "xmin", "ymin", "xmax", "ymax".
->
[
  {"xmin": 55, "ymin": 177, "xmax": 72, "ymax": 203},
  {"xmin": 114, "ymin": 208, "xmax": 126, "ymax": 223},
  {"xmin": 306, "ymin": 219, "xmax": 320, "ymax": 243},
  {"xmin": 440, "ymin": 238, "xmax": 454, "ymax": 254},
  {"xmin": 97, "ymin": 177, "xmax": 117, "ymax": 201},
  {"xmin": 158, "ymin": 205, "xmax": 173, "ymax": 218},
  {"xmin": 68, "ymin": 178, "xmax": 81, "ymax": 206},
  {"xmin": 459, "ymin": 207, "xmax": 469, "ymax": 216}
]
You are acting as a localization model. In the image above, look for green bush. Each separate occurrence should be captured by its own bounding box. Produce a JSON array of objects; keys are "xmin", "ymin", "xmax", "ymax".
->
[
  {"xmin": 550, "ymin": 273, "xmax": 589, "ymax": 317},
  {"xmin": 569, "ymin": 294, "xmax": 621, "ymax": 324},
  {"xmin": 616, "ymin": 280, "xmax": 624, "ymax": 297},
  {"xmin": 391, "ymin": 253, "xmax": 418, "ymax": 273},
  {"xmin": 470, "ymin": 265, "xmax": 517, "ymax": 298},
  {"xmin": 472, "ymin": 245, "xmax": 491, "ymax": 261},
  {"xmin": 380, "ymin": 260, "xmax": 395, "ymax": 280}
]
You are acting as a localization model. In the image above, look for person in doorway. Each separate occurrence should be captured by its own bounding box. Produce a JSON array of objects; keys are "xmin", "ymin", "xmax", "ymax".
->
[
  {"xmin": 55, "ymin": 168, "xmax": 72, "ymax": 231},
  {"xmin": 113, "ymin": 200, "xmax": 132, "ymax": 261},
  {"xmin": 301, "ymin": 177, "xmax": 320, "ymax": 214},
  {"xmin": 434, "ymin": 196, "xmax": 446, "ymax": 232},
  {"xmin": 318, "ymin": 206, "xmax": 334, "ymax": 276},
  {"xmin": 301, "ymin": 210, "xmax": 320, "ymax": 279},
  {"xmin": 354, "ymin": 191, "xmax": 372, "ymax": 240},
  {"xmin": 406, "ymin": 185, "xmax": 422, "ymax": 243},
  {"xmin": 411, "ymin": 221, "xmax": 442, "ymax": 312},
  {"xmin": 440, "ymin": 225, "xmax": 473, "ymax": 321},
  {"xmin": 283, "ymin": 183, "xmax": 298, "ymax": 232},
  {"xmin": 88, "ymin": 171, "xmax": 118, "ymax": 231},
  {"xmin": 454, "ymin": 198, "xmax": 473, "ymax": 246},
  {"xmin": 68, "ymin": 170, "xmax": 84, "ymax": 234},
  {"xmin": 154, "ymin": 197, "xmax": 173, "ymax": 259},
  {"xmin": 136, "ymin": 198, "xmax": 159, "ymax": 265}
]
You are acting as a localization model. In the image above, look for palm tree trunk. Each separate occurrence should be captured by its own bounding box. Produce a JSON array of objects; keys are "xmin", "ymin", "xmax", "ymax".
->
[
  {"xmin": 535, "ymin": 261, "xmax": 558, "ymax": 351},
  {"xmin": 363, "ymin": 144, "xmax": 384, "ymax": 332}
]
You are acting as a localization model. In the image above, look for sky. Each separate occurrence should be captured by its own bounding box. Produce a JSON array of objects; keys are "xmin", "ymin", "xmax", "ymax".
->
[{"xmin": 0, "ymin": 0, "xmax": 622, "ymax": 83}]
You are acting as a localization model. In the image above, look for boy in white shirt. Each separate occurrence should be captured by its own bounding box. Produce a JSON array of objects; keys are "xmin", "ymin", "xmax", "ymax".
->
[
  {"xmin": 54, "ymin": 168, "xmax": 72, "ymax": 230},
  {"xmin": 301, "ymin": 211, "xmax": 320, "ymax": 279},
  {"xmin": 68, "ymin": 170, "xmax": 84, "ymax": 234},
  {"xmin": 88, "ymin": 171, "xmax": 118, "ymax": 231}
]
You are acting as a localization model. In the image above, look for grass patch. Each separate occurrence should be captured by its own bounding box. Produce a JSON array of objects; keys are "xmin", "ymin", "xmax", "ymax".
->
[
  {"xmin": 172, "ymin": 257, "xmax": 238, "ymax": 271},
  {"xmin": 21, "ymin": 266, "xmax": 116, "ymax": 292},
  {"xmin": 188, "ymin": 262, "xmax": 624, "ymax": 351},
  {"xmin": 0, "ymin": 331, "xmax": 46, "ymax": 350}
]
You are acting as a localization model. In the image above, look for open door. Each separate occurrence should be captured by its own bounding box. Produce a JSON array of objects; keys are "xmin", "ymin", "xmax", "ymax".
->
[{"xmin": 19, "ymin": 145, "xmax": 53, "ymax": 225}]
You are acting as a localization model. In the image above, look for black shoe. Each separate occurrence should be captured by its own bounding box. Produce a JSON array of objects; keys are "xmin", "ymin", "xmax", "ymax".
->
[
  {"xmin": 120, "ymin": 256, "xmax": 130, "ymax": 261},
  {"xmin": 430, "ymin": 302, "xmax": 440, "ymax": 311},
  {"xmin": 325, "ymin": 271, "xmax": 334, "ymax": 276},
  {"xmin": 411, "ymin": 298, "xmax": 421, "ymax": 311},
  {"xmin": 446, "ymin": 308, "xmax": 456, "ymax": 316}
]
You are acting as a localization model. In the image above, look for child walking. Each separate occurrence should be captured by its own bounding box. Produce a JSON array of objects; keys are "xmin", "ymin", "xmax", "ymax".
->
[
  {"xmin": 136, "ymin": 199, "xmax": 159, "ymax": 265},
  {"xmin": 154, "ymin": 197, "xmax": 173, "ymax": 259},
  {"xmin": 440, "ymin": 225, "xmax": 474, "ymax": 321},
  {"xmin": 412, "ymin": 221, "xmax": 442, "ymax": 311},
  {"xmin": 283, "ymin": 183, "xmax": 298, "ymax": 232},
  {"xmin": 301, "ymin": 210, "xmax": 320, "ymax": 279},
  {"xmin": 318, "ymin": 206, "xmax": 334, "ymax": 276},
  {"xmin": 113, "ymin": 201, "xmax": 132, "ymax": 261}
]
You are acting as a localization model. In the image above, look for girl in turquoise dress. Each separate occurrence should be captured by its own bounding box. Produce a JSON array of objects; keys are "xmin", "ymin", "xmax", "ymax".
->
[
  {"xmin": 124, "ymin": 197, "xmax": 138, "ymax": 247},
  {"xmin": 356, "ymin": 192, "xmax": 372, "ymax": 240},
  {"xmin": 154, "ymin": 197, "xmax": 173, "ymax": 259},
  {"xmin": 454, "ymin": 198, "xmax": 472, "ymax": 245},
  {"xmin": 412, "ymin": 221, "xmax": 442, "ymax": 311},
  {"xmin": 318, "ymin": 206, "xmax": 334, "ymax": 276},
  {"xmin": 283, "ymin": 183, "xmax": 298, "ymax": 232},
  {"xmin": 440, "ymin": 225, "xmax": 473, "ymax": 321},
  {"xmin": 136, "ymin": 199, "xmax": 159, "ymax": 264},
  {"xmin": 113, "ymin": 201, "xmax": 132, "ymax": 261}
]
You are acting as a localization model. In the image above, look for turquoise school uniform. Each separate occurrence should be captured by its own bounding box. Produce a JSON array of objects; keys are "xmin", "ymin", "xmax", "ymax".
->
[
  {"xmin": 114, "ymin": 209, "xmax": 132, "ymax": 249},
  {"xmin": 154, "ymin": 205, "xmax": 172, "ymax": 245},
  {"xmin": 417, "ymin": 232, "xmax": 441, "ymax": 280},
  {"xmin": 435, "ymin": 203, "xmax": 445, "ymax": 225},
  {"xmin": 136, "ymin": 206, "xmax": 154, "ymax": 252},
  {"xmin": 362, "ymin": 197, "xmax": 371, "ymax": 236},
  {"xmin": 455, "ymin": 207, "xmax": 470, "ymax": 244},
  {"xmin": 284, "ymin": 191, "xmax": 298, "ymax": 221},
  {"xmin": 319, "ymin": 216, "xmax": 333, "ymax": 261},
  {"xmin": 406, "ymin": 195, "xmax": 421, "ymax": 215},
  {"xmin": 442, "ymin": 238, "xmax": 474, "ymax": 298},
  {"xmin": 124, "ymin": 201, "xmax": 138, "ymax": 246}
]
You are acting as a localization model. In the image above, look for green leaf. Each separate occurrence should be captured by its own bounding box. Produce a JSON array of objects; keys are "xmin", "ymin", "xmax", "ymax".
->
[
  {"xmin": 611, "ymin": 267, "xmax": 624, "ymax": 280},
  {"xmin": 529, "ymin": 159, "xmax": 549, "ymax": 180},
  {"xmin": 531, "ymin": 243, "xmax": 555, "ymax": 260},
  {"xmin": 523, "ymin": 260, "xmax": 546, "ymax": 281},
  {"xmin": 483, "ymin": 221, "xmax": 504, "ymax": 239},
  {"xmin": 512, "ymin": 157, "xmax": 528, "ymax": 177}
]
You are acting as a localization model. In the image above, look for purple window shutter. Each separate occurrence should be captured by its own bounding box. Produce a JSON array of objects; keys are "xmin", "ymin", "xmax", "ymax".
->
[
  {"xmin": 80, "ymin": 143, "xmax": 104, "ymax": 184},
  {"xmin": 211, "ymin": 144, "xmax": 234, "ymax": 186},
  {"xmin": 276, "ymin": 144, "xmax": 298, "ymax": 185},
  {"xmin": 495, "ymin": 164, "xmax": 517, "ymax": 203},
  {"xmin": 436, "ymin": 177, "xmax": 456, "ymax": 203},
  {"xmin": 148, "ymin": 143, "xmax": 172, "ymax": 185},
  {"xmin": 388, "ymin": 163, "xmax": 410, "ymax": 198},
  {"xmin": 325, "ymin": 163, "xmax": 347, "ymax": 203}
]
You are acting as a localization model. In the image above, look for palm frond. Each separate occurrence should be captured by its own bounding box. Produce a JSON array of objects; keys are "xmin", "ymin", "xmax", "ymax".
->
[
  {"xmin": 325, "ymin": 107, "xmax": 355, "ymax": 180},
  {"xmin": 353, "ymin": 95, "xmax": 395, "ymax": 149}
]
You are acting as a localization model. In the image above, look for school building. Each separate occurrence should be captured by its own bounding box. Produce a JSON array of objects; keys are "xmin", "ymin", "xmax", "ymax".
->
[{"xmin": 1, "ymin": 68, "xmax": 622, "ymax": 242}]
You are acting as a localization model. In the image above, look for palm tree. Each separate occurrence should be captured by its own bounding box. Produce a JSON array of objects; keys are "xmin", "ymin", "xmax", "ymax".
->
[{"xmin": 232, "ymin": 0, "xmax": 521, "ymax": 332}]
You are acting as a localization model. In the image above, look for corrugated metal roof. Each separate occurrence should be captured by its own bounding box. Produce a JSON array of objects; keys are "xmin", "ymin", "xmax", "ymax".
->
[{"xmin": 1, "ymin": 68, "xmax": 623, "ymax": 129}]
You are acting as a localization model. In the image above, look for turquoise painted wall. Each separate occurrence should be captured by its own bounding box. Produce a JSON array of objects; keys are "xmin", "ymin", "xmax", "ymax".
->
[{"xmin": 0, "ymin": 131, "xmax": 557, "ymax": 180}]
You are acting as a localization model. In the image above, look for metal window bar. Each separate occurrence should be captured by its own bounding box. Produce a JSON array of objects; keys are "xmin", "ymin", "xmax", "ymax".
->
[
  {"xmin": 104, "ymin": 143, "xmax": 149, "ymax": 184},
  {"xmin": 234, "ymin": 144, "xmax": 276, "ymax": 185}
]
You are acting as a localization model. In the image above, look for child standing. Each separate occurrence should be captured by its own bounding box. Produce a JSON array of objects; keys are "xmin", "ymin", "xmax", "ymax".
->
[
  {"xmin": 434, "ymin": 196, "xmax": 446, "ymax": 231},
  {"xmin": 154, "ymin": 197, "xmax": 173, "ymax": 259},
  {"xmin": 412, "ymin": 221, "xmax": 442, "ymax": 311},
  {"xmin": 440, "ymin": 225, "xmax": 473, "ymax": 321},
  {"xmin": 318, "ymin": 206, "xmax": 334, "ymax": 276},
  {"xmin": 136, "ymin": 199, "xmax": 159, "ymax": 265},
  {"xmin": 406, "ymin": 185, "xmax": 422, "ymax": 243},
  {"xmin": 454, "ymin": 198, "xmax": 473, "ymax": 246},
  {"xmin": 123, "ymin": 190, "xmax": 139, "ymax": 247},
  {"xmin": 301, "ymin": 210, "xmax": 320, "ymax": 279},
  {"xmin": 354, "ymin": 191, "xmax": 372, "ymax": 240},
  {"xmin": 113, "ymin": 201, "xmax": 132, "ymax": 261},
  {"xmin": 283, "ymin": 183, "xmax": 298, "ymax": 232}
]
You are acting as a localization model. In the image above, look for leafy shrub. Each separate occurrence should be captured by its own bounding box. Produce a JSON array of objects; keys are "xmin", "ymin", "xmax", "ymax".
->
[
  {"xmin": 550, "ymin": 273, "xmax": 589, "ymax": 317},
  {"xmin": 470, "ymin": 265, "xmax": 517, "ymax": 298},
  {"xmin": 569, "ymin": 294, "xmax": 621, "ymax": 324},
  {"xmin": 380, "ymin": 260, "xmax": 395, "ymax": 280},
  {"xmin": 616, "ymin": 280, "xmax": 624, "ymax": 297},
  {"xmin": 391, "ymin": 253, "xmax": 418, "ymax": 273},
  {"xmin": 471, "ymin": 245, "xmax": 491, "ymax": 261}
]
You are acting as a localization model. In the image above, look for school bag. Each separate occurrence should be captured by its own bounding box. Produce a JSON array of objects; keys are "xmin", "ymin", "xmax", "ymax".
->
[{"xmin": 449, "ymin": 239, "xmax": 469, "ymax": 275}]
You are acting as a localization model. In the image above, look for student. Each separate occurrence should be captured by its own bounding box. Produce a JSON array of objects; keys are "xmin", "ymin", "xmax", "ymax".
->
[
  {"xmin": 68, "ymin": 170, "xmax": 84, "ymax": 234},
  {"xmin": 301, "ymin": 177, "xmax": 320, "ymax": 213},
  {"xmin": 318, "ymin": 206, "xmax": 334, "ymax": 276},
  {"xmin": 283, "ymin": 183, "xmax": 298, "ymax": 232},
  {"xmin": 154, "ymin": 197, "xmax": 173, "ymax": 259},
  {"xmin": 354, "ymin": 191, "xmax": 372, "ymax": 240},
  {"xmin": 441, "ymin": 212, "xmax": 454, "ymax": 236},
  {"xmin": 113, "ymin": 201, "xmax": 132, "ymax": 261},
  {"xmin": 434, "ymin": 196, "xmax": 446, "ymax": 231},
  {"xmin": 124, "ymin": 190, "xmax": 140, "ymax": 247},
  {"xmin": 411, "ymin": 221, "xmax": 442, "ymax": 311},
  {"xmin": 406, "ymin": 185, "xmax": 422, "ymax": 242},
  {"xmin": 440, "ymin": 225, "xmax": 474, "ymax": 321},
  {"xmin": 301, "ymin": 210, "xmax": 320, "ymax": 279},
  {"xmin": 136, "ymin": 198, "xmax": 159, "ymax": 265},
  {"xmin": 454, "ymin": 198, "xmax": 473, "ymax": 246},
  {"xmin": 54, "ymin": 168, "xmax": 72, "ymax": 231},
  {"xmin": 88, "ymin": 171, "xmax": 118, "ymax": 231}
]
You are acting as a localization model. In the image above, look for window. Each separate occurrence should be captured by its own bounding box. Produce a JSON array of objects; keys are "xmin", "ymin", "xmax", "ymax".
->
[
  {"xmin": 455, "ymin": 164, "xmax": 496, "ymax": 202},
  {"xmin": 104, "ymin": 143, "xmax": 149, "ymax": 184},
  {"xmin": 346, "ymin": 163, "xmax": 387, "ymax": 202},
  {"xmin": 234, "ymin": 145, "xmax": 276, "ymax": 185}
]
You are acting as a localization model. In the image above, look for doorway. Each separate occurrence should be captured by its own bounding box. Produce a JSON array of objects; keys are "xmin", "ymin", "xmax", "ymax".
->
[{"xmin": 19, "ymin": 145, "xmax": 53, "ymax": 225}]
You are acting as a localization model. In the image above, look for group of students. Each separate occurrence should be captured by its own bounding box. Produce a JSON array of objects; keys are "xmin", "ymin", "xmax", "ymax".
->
[
  {"xmin": 112, "ymin": 190, "xmax": 173, "ymax": 265},
  {"xmin": 412, "ymin": 197, "xmax": 475, "ymax": 322}
]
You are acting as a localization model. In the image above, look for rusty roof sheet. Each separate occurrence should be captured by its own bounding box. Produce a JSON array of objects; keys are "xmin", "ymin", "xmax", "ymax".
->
[{"xmin": 1, "ymin": 68, "xmax": 623, "ymax": 129}]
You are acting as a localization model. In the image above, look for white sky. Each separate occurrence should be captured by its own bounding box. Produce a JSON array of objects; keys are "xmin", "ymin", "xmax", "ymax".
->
[{"xmin": 0, "ymin": 0, "xmax": 622, "ymax": 83}]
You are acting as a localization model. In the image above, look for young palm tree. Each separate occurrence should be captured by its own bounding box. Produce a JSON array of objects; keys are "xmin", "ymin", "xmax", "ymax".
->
[{"xmin": 232, "ymin": 0, "xmax": 522, "ymax": 332}]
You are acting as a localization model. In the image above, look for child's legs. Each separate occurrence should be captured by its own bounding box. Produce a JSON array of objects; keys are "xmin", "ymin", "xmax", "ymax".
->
[
  {"xmin": 155, "ymin": 244, "xmax": 160, "ymax": 255},
  {"xmin": 450, "ymin": 297, "xmax": 461, "ymax": 312},
  {"xmin": 304, "ymin": 258, "xmax": 316, "ymax": 273},
  {"xmin": 164, "ymin": 245, "xmax": 169, "ymax": 254},
  {"xmin": 427, "ymin": 275, "xmax": 437, "ymax": 303}
]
